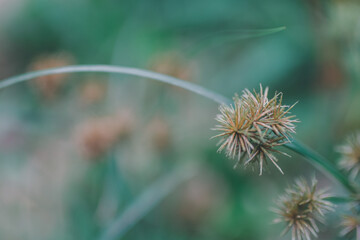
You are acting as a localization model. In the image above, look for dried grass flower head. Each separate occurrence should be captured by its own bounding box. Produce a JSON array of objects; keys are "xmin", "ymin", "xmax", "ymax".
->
[
  {"xmin": 76, "ymin": 110, "xmax": 134, "ymax": 160},
  {"xmin": 149, "ymin": 51, "xmax": 196, "ymax": 81},
  {"xmin": 177, "ymin": 170, "xmax": 228, "ymax": 227},
  {"xmin": 337, "ymin": 131, "xmax": 360, "ymax": 179},
  {"xmin": 28, "ymin": 52, "xmax": 75, "ymax": 99},
  {"xmin": 273, "ymin": 178, "xmax": 334, "ymax": 240},
  {"xmin": 80, "ymin": 80, "xmax": 107, "ymax": 105},
  {"xmin": 212, "ymin": 85, "xmax": 298, "ymax": 175},
  {"xmin": 146, "ymin": 116, "xmax": 172, "ymax": 152},
  {"xmin": 340, "ymin": 215, "xmax": 360, "ymax": 238}
]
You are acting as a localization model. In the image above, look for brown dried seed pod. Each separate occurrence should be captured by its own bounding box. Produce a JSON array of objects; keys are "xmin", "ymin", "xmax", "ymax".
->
[
  {"xmin": 80, "ymin": 80, "xmax": 107, "ymax": 105},
  {"xmin": 28, "ymin": 52, "xmax": 75, "ymax": 99},
  {"xmin": 149, "ymin": 51, "xmax": 195, "ymax": 81},
  {"xmin": 76, "ymin": 110, "xmax": 134, "ymax": 160},
  {"xmin": 146, "ymin": 116, "xmax": 172, "ymax": 152}
]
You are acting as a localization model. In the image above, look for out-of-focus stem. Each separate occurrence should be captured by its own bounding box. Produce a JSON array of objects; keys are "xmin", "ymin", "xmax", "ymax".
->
[
  {"xmin": 285, "ymin": 139, "xmax": 357, "ymax": 194},
  {"xmin": 99, "ymin": 163, "xmax": 199, "ymax": 240},
  {"xmin": 325, "ymin": 196, "xmax": 354, "ymax": 204},
  {"xmin": 0, "ymin": 65, "xmax": 230, "ymax": 105}
]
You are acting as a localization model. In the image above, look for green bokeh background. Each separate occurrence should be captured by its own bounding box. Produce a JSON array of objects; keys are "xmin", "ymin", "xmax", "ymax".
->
[{"xmin": 0, "ymin": 0, "xmax": 359, "ymax": 239}]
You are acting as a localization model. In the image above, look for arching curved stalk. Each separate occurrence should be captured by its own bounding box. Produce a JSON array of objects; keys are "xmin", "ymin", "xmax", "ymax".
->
[
  {"xmin": 0, "ymin": 64, "xmax": 356, "ymax": 194},
  {"xmin": 0, "ymin": 65, "xmax": 230, "ymax": 105},
  {"xmin": 285, "ymin": 140, "xmax": 357, "ymax": 194}
]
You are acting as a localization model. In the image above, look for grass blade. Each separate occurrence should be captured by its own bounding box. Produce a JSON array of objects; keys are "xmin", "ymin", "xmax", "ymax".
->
[
  {"xmin": 285, "ymin": 139, "xmax": 357, "ymax": 194},
  {"xmin": 0, "ymin": 65, "xmax": 231, "ymax": 105},
  {"xmin": 99, "ymin": 163, "xmax": 199, "ymax": 240},
  {"xmin": 189, "ymin": 26, "xmax": 286, "ymax": 55}
]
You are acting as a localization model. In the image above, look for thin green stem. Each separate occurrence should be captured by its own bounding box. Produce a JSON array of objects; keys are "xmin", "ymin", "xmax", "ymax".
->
[
  {"xmin": 187, "ymin": 26, "xmax": 286, "ymax": 56},
  {"xmin": 285, "ymin": 139, "xmax": 357, "ymax": 194},
  {"xmin": 0, "ymin": 65, "xmax": 231, "ymax": 105},
  {"xmin": 99, "ymin": 163, "xmax": 199, "ymax": 240},
  {"xmin": 325, "ymin": 196, "xmax": 355, "ymax": 204}
]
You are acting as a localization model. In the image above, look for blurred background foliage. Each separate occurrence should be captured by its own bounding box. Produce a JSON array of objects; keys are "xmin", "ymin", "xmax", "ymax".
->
[{"xmin": 0, "ymin": 0, "xmax": 360, "ymax": 239}]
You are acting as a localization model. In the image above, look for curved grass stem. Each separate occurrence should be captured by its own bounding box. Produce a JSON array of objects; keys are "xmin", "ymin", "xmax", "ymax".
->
[
  {"xmin": 0, "ymin": 65, "xmax": 230, "ymax": 105},
  {"xmin": 285, "ymin": 139, "xmax": 357, "ymax": 194}
]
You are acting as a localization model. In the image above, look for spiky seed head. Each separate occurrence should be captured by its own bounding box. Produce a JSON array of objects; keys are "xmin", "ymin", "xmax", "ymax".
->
[
  {"xmin": 212, "ymin": 85, "xmax": 298, "ymax": 175},
  {"xmin": 337, "ymin": 132, "xmax": 360, "ymax": 179},
  {"xmin": 273, "ymin": 178, "xmax": 335, "ymax": 240},
  {"xmin": 241, "ymin": 85, "xmax": 298, "ymax": 139},
  {"xmin": 212, "ymin": 94, "xmax": 254, "ymax": 161},
  {"xmin": 340, "ymin": 215, "xmax": 360, "ymax": 237}
]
